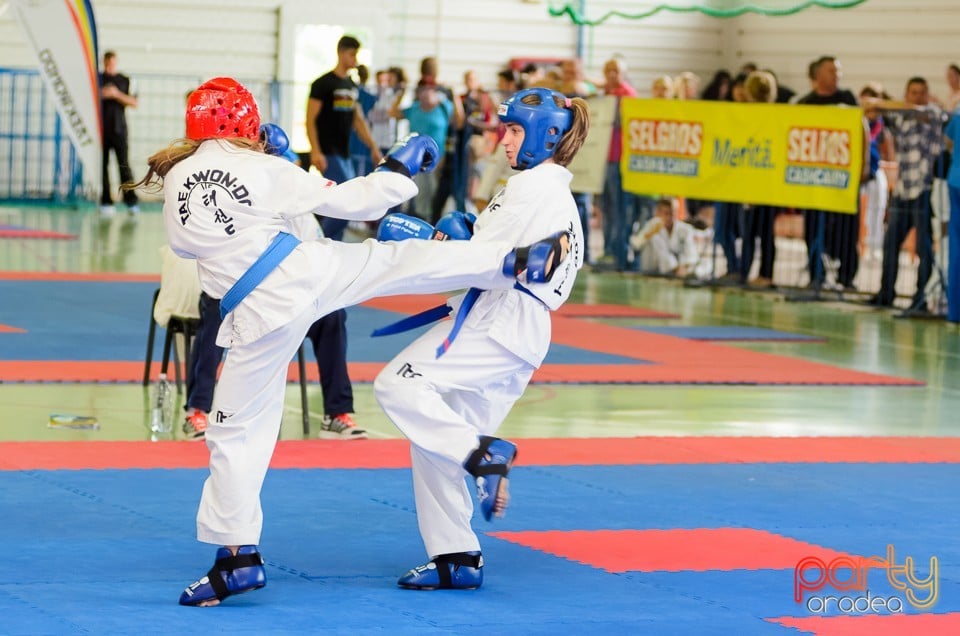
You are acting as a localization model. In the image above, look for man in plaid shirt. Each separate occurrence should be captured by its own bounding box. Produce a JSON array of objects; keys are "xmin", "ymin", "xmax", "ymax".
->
[{"xmin": 867, "ymin": 77, "xmax": 944, "ymax": 310}]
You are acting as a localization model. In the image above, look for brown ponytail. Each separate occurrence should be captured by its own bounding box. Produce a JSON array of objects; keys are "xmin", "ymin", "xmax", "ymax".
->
[{"xmin": 551, "ymin": 96, "xmax": 589, "ymax": 167}]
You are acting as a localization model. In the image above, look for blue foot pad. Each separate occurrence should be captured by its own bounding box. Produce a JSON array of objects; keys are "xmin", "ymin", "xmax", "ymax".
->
[
  {"xmin": 397, "ymin": 552, "xmax": 483, "ymax": 590},
  {"xmin": 179, "ymin": 545, "xmax": 266, "ymax": 606},
  {"xmin": 465, "ymin": 436, "xmax": 517, "ymax": 521}
]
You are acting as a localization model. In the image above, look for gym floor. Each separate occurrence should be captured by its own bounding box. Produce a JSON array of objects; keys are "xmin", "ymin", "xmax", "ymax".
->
[{"xmin": 1, "ymin": 204, "xmax": 958, "ymax": 634}]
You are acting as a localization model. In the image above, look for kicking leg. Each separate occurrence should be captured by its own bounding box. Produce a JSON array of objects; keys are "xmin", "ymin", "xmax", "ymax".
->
[{"xmin": 464, "ymin": 435, "xmax": 518, "ymax": 521}]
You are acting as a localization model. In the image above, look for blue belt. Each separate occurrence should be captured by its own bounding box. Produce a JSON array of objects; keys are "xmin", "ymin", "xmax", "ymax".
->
[
  {"xmin": 370, "ymin": 303, "xmax": 453, "ymax": 337},
  {"xmin": 219, "ymin": 232, "xmax": 301, "ymax": 320},
  {"xmin": 435, "ymin": 287, "xmax": 481, "ymax": 358},
  {"xmin": 371, "ymin": 282, "xmax": 540, "ymax": 358},
  {"xmin": 370, "ymin": 288, "xmax": 480, "ymax": 358}
]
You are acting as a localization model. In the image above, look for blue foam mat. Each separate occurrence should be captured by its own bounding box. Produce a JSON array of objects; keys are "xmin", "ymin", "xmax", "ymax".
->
[
  {"xmin": 0, "ymin": 280, "xmax": 642, "ymax": 365},
  {"xmin": 1, "ymin": 463, "xmax": 957, "ymax": 634}
]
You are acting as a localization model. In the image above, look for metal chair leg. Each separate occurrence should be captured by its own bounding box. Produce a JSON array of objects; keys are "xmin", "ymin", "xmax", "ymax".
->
[
  {"xmin": 161, "ymin": 325, "xmax": 183, "ymax": 392},
  {"xmin": 177, "ymin": 321, "xmax": 196, "ymax": 395},
  {"xmin": 143, "ymin": 289, "xmax": 160, "ymax": 386},
  {"xmin": 298, "ymin": 342, "xmax": 310, "ymax": 436}
]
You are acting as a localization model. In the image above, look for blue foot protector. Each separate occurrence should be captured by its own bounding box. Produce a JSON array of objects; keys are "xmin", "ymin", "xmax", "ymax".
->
[
  {"xmin": 179, "ymin": 545, "xmax": 266, "ymax": 606},
  {"xmin": 464, "ymin": 436, "xmax": 517, "ymax": 521},
  {"xmin": 397, "ymin": 552, "xmax": 483, "ymax": 590}
]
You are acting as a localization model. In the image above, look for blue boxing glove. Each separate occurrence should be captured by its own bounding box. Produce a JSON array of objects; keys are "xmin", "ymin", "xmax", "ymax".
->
[
  {"xmin": 377, "ymin": 213, "xmax": 438, "ymax": 242},
  {"xmin": 375, "ymin": 133, "xmax": 439, "ymax": 177},
  {"xmin": 259, "ymin": 123, "xmax": 290, "ymax": 157},
  {"xmin": 434, "ymin": 211, "xmax": 476, "ymax": 241},
  {"xmin": 503, "ymin": 232, "xmax": 569, "ymax": 284}
]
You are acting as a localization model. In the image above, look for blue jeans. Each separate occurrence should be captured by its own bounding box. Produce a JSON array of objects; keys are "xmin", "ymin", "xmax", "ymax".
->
[
  {"xmin": 305, "ymin": 308, "xmax": 353, "ymax": 415},
  {"xmin": 573, "ymin": 192, "xmax": 593, "ymax": 264},
  {"xmin": 947, "ymin": 185, "xmax": 960, "ymax": 322},
  {"xmin": 879, "ymin": 191, "xmax": 933, "ymax": 306},
  {"xmin": 739, "ymin": 205, "xmax": 777, "ymax": 282},
  {"xmin": 713, "ymin": 201, "xmax": 741, "ymax": 276},
  {"xmin": 318, "ymin": 154, "xmax": 356, "ymax": 241},
  {"xmin": 186, "ymin": 292, "xmax": 224, "ymax": 413},
  {"xmin": 451, "ymin": 132, "xmax": 472, "ymax": 212},
  {"xmin": 602, "ymin": 161, "xmax": 635, "ymax": 271}
]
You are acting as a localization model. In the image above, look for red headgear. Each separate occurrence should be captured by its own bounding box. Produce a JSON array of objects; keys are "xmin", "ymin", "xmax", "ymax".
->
[{"xmin": 185, "ymin": 77, "xmax": 260, "ymax": 142}]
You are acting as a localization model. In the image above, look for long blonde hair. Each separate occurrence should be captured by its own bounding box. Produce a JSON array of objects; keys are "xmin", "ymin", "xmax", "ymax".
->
[
  {"xmin": 651, "ymin": 75, "xmax": 674, "ymax": 99},
  {"xmin": 123, "ymin": 137, "xmax": 260, "ymax": 194}
]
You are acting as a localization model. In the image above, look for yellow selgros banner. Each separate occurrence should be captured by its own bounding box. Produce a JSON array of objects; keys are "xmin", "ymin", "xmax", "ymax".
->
[{"xmin": 620, "ymin": 99, "xmax": 864, "ymax": 214}]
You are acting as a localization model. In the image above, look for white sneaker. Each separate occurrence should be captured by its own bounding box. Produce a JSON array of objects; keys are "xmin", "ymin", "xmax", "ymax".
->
[
  {"xmin": 128, "ymin": 204, "xmax": 140, "ymax": 216},
  {"xmin": 318, "ymin": 413, "xmax": 368, "ymax": 440},
  {"xmin": 99, "ymin": 205, "xmax": 116, "ymax": 217}
]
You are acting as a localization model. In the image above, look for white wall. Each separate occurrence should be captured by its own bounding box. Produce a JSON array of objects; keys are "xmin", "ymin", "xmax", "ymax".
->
[
  {"xmin": 3, "ymin": 0, "xmax": 960, "ymax": 197},
  {"xmin": 0, "ymin": 0, "xmax": 722, "ymax": 186},
  {"xmin": 727, "ymin": 0, "xmax": 960, "ymax": 103},
  {"xmin": 0, "ymin": 0, "xmax": 281, "ymax": 77},
  {"xmin": 0, "ymin": 0, "xmax": 725, "ymax": 101},
  {"xmin": 4, "ymin": 0, "xmax": 959, "ymax": 105}
]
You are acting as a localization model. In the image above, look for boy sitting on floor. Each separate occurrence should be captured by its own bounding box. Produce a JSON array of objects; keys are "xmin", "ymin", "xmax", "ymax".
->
[{"xmin": 629, "ymin": 197, "xmax": 699, "ymax": 277}]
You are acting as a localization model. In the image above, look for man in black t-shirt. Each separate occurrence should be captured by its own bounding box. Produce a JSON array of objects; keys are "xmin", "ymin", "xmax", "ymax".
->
[
  {"xmin": 303, "ymin": 36, "xmax": 381, "ymax": 441},
  {"xmin": 797, "ymin": 56, "xmax": 867, "ymax": 291},
  {"xmin": 306, "ymin": 35, "xmax": 381, "ymax": 240},
  {"xmin": 99, "ymin": 51, "xmax": 139, "ymax": 215}
]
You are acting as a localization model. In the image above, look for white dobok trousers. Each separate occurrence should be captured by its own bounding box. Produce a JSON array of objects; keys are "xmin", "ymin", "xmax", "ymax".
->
[
  {"xmin": 375, "ymin": 321, "xmax": 534, "ymax": 557},
  {"xmin": 196, "ymin": 238, "xmax": 512, "ymax": 546}
]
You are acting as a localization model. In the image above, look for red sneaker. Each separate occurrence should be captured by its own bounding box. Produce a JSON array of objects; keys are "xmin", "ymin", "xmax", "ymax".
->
[
  {"xmin": 318, "ymin": 413, "xmax": 367, "ymax": 440},
  {"xmin": 183, "ymin": 410, "xmax": 208, "ymax": 439}
]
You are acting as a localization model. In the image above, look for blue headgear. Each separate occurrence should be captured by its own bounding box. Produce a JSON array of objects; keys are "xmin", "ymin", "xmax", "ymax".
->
[{"xmin": 497, "ymin": 88, "xmax": 573, "ymax": 170}]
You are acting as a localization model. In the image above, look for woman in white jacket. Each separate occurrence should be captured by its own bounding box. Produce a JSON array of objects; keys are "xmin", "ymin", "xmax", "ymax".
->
[
  {"xmin": 127, "ymin": 77, "xmax": 567, "ymax": 607},
  {"xmin": 374, "ymin": 87, "xmax": 590, "ymax": 590}
]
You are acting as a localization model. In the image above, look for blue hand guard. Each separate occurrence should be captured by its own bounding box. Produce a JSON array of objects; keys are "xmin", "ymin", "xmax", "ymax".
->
[
  {"xmin": 375, "ymin": 133, "xmax": 440, "ymax": 177},
  {"xmin": 434, "ymin": 211, "xmax": 476, "ymax": 241},
  {"xmin": 377, "ymin": 213, "xmax": 437, "ymax": 242},
  {"xmin": 502, "ymin": 232, "xmax": 566, "ymax": 284},
  {"xmin": 259, "ymin": 123, "xmax": 290, "ymax": 157}
]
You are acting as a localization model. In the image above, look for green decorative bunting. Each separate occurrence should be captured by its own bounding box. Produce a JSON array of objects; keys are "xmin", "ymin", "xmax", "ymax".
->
[{"xmin": 548, "ymin": 0, "xmax": 869, "ymax": 25}]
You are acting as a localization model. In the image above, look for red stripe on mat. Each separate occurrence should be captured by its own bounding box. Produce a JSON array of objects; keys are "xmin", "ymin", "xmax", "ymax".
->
[
  {"xmin": 0, "ymin": 271, "xmax": 160, "ymax": 282},
  {"xmin": 0, "ymin": 229, "xmax": 76, "ymax": 240},
  {"xmin": 545, "ymin": 316, "xmax": 922, "ymax": 385},
  {"xmin": 0, "ymin": 357, "xmax": 920, "ymax": 386},
  {"xmin": 488, "ymin": 528, "xmax": 857, "ymax": 572},
  {"xmin": 2, "ymin": 437, "xmax": 959, "ymax": 471},
  {"xmin": 359, "ymin": 294, "xmax": 449, "ymax": 314},
  {"xmin": 0, "ymin": 324, "xmax": 26, "ymax": 333},
  {"xmin": 359, "ymin": 295, "xmax": 679, "ymax": 318},
  {"xmin": 0, "ymin": 293, "xmax": 922, "ymax": 386},
  {"xmin": 769, "ymin": 613, "xmax": 960, "ymax": 636},
  {"xmin": 555, "ymin": 303, "xmax": 679, "ymax": 318},
  {"xmin": 0, "ymin": 361, "xmax": 387, "ymax": 384}
]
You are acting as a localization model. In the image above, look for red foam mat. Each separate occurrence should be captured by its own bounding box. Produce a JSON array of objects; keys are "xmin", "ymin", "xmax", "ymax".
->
[
  {"xmin": 0, "ymin": 286, "xmax": 924, "ymax": 386},
  {"xmin": 768, "ymin": 613, "xmax": 960, "ymax": 636},
  {"xmin": 2, "ymin": 436, "xmax": 959, "ymax": 471},
  {"xmin": 0, "ymin": 228, "xmax": 76, "ymax": 240},
  {"xmin": 555, "ymin": 303, "xmax": 679, "ymax": 318},
  {"xmin": 0, "ymin": 322, "xmax": 922, "ymax": 388},
  {"xmin": 0, "ymin": 271, "xmax": 160, "ymax": 282},
  {"xmin": 544, "ymin": 316, "xmax": 921, "ymax": 385},
  {"xmin": 489, "ymin": 528, "xmax": 857, "ymax": 572},
  {"xmin": 361, "ymin": 295, "xmax": 679, "ymax": 318}
]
